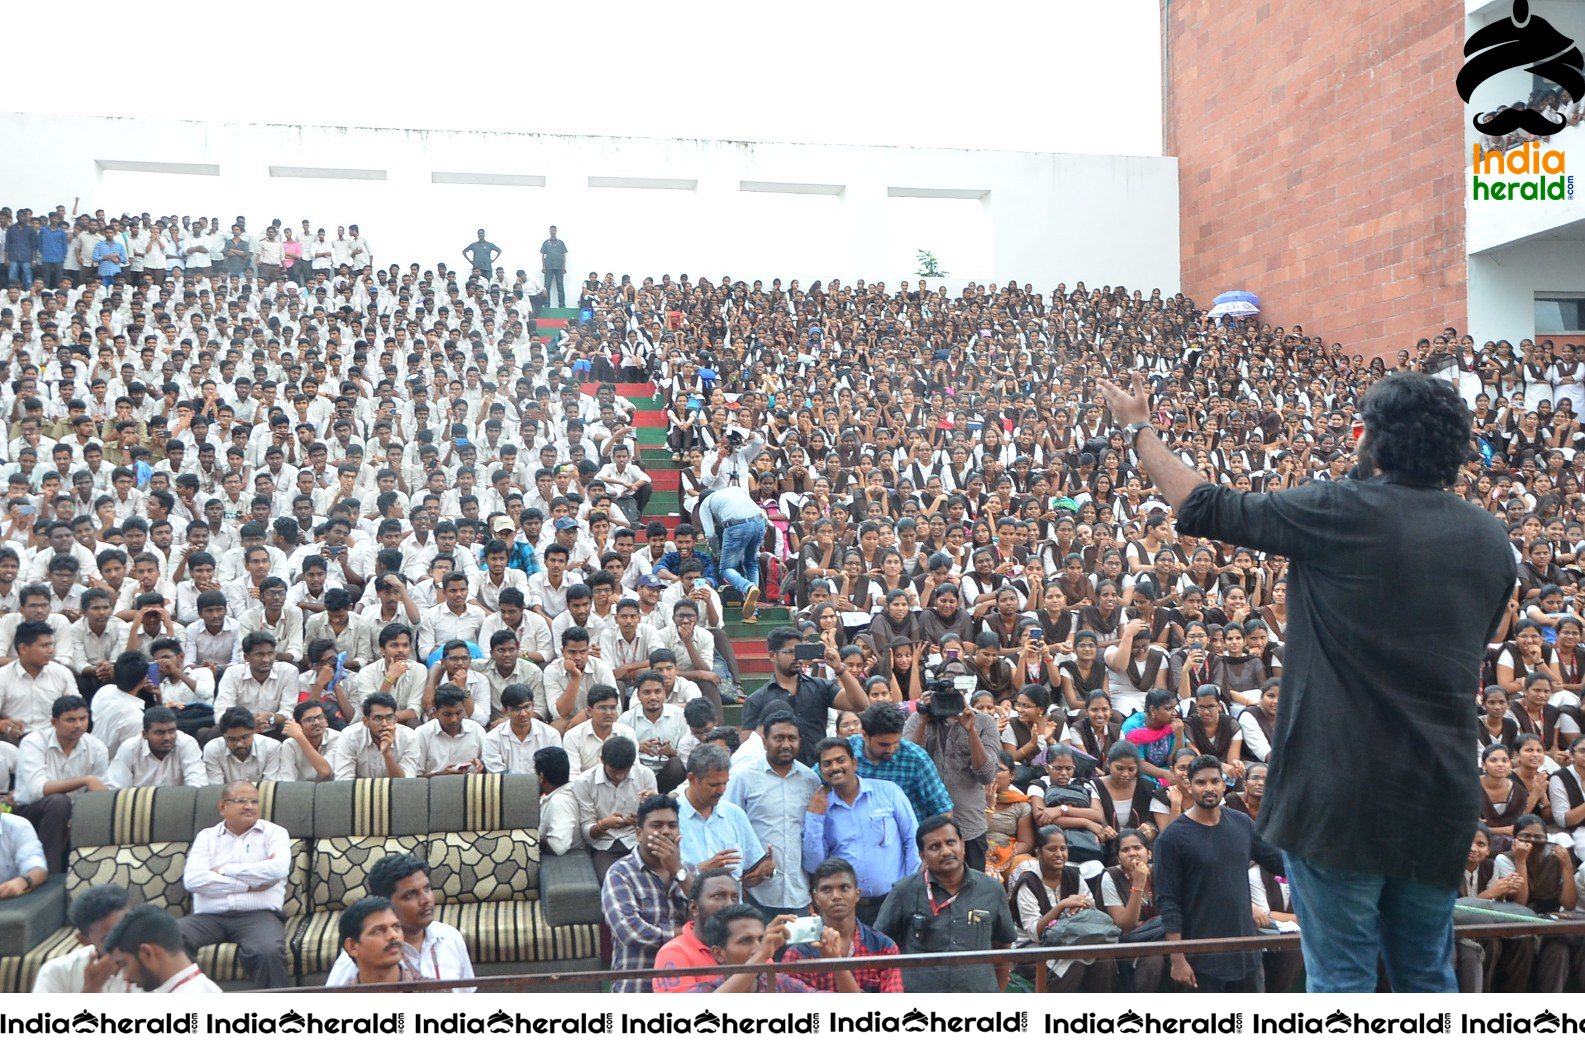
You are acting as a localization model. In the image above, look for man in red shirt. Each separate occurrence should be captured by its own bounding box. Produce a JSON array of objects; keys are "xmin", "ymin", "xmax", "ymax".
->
[
  {"xmin": 782, "ymin": 859, "xmax": 903, "ymax": 992},
  {"xmin": 652, "ymin": 869, "xmax": 741, "ymax": 992}
]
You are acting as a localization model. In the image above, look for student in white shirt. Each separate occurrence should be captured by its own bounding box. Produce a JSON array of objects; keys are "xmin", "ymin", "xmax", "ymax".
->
[
  {"xmin": 325, "ymin": 853, "xmax": 475, "ymax": 989},
  {"xmin": 415, "ymin": 687, "xmax": 487, "ymax": 776},
  {"xmin": 536, "ymin": 746, "xmax": 579, "ymax": 856},
  {"xmin": 561, "ymin": 685, "xmax": 637, "ymax": 778},
  {"xmin": 107, "ymin": 707, "xmax": 206, "ymax": 789},
  {"xmin": 33, "ymin": 883, "xmax": 135, "ymax": 993},
  {"xmin": 277, "ymin": 699, "xmax": 340, "ymax": 783},
  {"xmin": 481, "ymin": 683, "xmax": 561, "ymax": 776}
]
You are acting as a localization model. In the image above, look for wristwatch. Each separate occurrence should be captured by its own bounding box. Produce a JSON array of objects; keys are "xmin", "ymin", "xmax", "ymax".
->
[{"xmin": 1124, "ymin": 422, "xmax": 1155, "ymax": 449}]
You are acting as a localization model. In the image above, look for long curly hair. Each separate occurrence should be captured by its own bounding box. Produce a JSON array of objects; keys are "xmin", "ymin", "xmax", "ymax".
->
[{"xmin": 1359, "ymin": 372, "xmax": 1472, "ymax": 487}]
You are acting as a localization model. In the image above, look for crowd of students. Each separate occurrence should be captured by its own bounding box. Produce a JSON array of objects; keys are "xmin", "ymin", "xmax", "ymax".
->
[{"xmin": 0, "ymin": 197, "xmax": 1583, "ymax": 992}]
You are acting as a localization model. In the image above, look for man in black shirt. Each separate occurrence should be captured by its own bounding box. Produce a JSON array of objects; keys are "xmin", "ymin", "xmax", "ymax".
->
[
  {"xmin": 1102, "ymin": 371, "xmax": 1513, "ymax": 992},
  {"xmin": 1155, "ymin": 754, "xmax": 1284, "ymax": 991},
  {"xmin": 741, "ymin": 626, "xmax": 868, "ymax": 767}
]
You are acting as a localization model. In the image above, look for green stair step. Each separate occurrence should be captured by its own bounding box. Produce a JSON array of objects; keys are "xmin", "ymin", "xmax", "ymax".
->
[
  {"xmin": 543, "ymin": 307, "xmax": 582, "ymax": 320},
  {"xmin": 629, "ymin": 396, "xmax": 662, "ymax": 410},
  {"xmin": 724, "ymin": 621, "xmax": 772, "ymax": 640},
  {"xmin": 636, "ymin": 426, "xmax": 668, "ymax": 445}
]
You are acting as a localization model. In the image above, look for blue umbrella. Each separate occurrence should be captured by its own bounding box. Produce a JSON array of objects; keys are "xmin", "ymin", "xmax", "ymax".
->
[{"xmin": 1213, "ymin": 290, "xmax": 1261, "ymax": 306}]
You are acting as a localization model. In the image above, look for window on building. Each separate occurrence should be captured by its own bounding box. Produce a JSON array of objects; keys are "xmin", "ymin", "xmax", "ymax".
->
[{"xmin": 1535, "ymin": 297, "xmax": 1585, "ymax": 333}]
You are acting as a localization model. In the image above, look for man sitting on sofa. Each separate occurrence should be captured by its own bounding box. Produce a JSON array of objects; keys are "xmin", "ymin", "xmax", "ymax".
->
[
  {"xmin": 179, "ymin": 779, "xmax": 291, "ymax": 988},
  {"xmin": 326, "ymin": 852, "xmax": 475, "ymax": 989}
]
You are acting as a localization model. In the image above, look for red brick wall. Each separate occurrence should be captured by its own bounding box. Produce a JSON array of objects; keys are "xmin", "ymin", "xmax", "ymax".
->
[{"xmin": 1164, "ymin": 0, "xmax": 1467, "ymax": 360}]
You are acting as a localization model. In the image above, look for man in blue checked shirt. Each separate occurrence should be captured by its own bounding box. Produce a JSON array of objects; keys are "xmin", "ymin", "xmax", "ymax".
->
[
  {"xmin": 850, "ymin": 701, "xmax": 953, "ymax": 824},
  {"xmin": 92, "ymin": 228, "xmax": 126, "ymax": 285},
  {"xmin": 803, "ymin": 735, "xmax": 919, "ymax": 927}
]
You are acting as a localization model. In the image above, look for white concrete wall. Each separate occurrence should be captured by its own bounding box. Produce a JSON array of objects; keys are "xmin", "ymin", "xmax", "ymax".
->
[
  {"xmin": 0, "ymin": 113, "xmax": 1181, "ymax": 293},
  {"xmin": 1468, "ymin": 240, "xmax": 1585, "ymax": 346}
]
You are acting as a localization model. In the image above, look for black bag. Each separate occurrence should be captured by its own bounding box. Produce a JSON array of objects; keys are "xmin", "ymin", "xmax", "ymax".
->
[
  {"xmin": 1121, "ymin": 915, "xmax": 1166, "ymax": 943},
  {"xmin": 171, "ymin": 702, "xmax": 215, "ymax": 738},
  {"xmin": 1041, "ymin": 908, "xmax": 1121, "ymax": 947},
  {"xmin": 1043, "ymin": 783, "xmax": 1105, "ymax": 863}
]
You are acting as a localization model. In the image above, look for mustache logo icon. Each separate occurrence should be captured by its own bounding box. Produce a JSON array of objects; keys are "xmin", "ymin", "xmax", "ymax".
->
[{"xmin": 1459, "ymin": 0, "xmax": 1584, "ymax": 136}]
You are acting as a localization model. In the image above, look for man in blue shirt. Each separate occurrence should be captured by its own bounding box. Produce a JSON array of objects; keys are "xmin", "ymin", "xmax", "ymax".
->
[
  {"xmin": 92, "ymin": 229, "xmax": 126, "ymax": 286},
  {"xmin": 38, "ymin": 217, "xmax": 68, "ymax": 290},
  {"xmin": 802, "ymin": 735, "xmax": 919, "ymax": 926},
  {"xmin": 677, "ymin": 744, "xmax": 772, "ymax": 886},
  {"xmin": 654, "ymin": 524, "xmax": 720, "ymax": 589},
  {"xmin": 0, "ymin": 812, "xmax": 49, "ymax": 898},
  {"xmin": 724, "ymin": 706, "xmax": 819, "ymax": 919},
  {"xmin": 5, "ymin": 211, "xmax": 38, "ymax": 290}
]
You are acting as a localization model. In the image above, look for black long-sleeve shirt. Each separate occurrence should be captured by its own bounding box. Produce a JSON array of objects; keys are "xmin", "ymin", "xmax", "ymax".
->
[
  {"xmin": 1154, "ymin": 809, "xmax": 1284, "ymax": 980},
  {"xmin": 1178, "ymin": 473, "xmax": 1514, "ymax": 889}
]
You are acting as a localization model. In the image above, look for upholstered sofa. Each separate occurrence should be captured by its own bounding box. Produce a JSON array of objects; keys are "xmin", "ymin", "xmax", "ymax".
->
[{"xmin": 0, "ymin": 775, "xmax": 602, "ymax": 991}]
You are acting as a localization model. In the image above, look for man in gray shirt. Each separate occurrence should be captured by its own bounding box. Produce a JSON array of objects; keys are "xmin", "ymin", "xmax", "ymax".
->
[
  {"xmin": 902, "ymin": 689, "xmax": 1000, "ymax": 872},
  {"xmin": 463, "ymin": 229, "xmax": 500, "ymax": 277},
  {"xmin": 540, "ymin": 225, "xmax": 568, "ymax": 307},
  {"xmin": 875, "ymin": 815, "xmax": 1016, "ymax": 992}
]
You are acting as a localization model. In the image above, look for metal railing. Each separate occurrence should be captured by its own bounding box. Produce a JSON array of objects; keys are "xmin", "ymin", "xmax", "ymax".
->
[{"xmin": 276, "ymin": 917, "xmax": 1585, "ymax": 993}]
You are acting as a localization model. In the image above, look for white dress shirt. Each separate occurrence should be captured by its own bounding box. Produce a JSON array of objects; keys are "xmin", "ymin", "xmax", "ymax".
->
[
  {"xmin": 69, "ymin": 618, "xmax": 130, "ymax": 673},
  {"xmin": 215, "ymin": 661, "xmax": 300, "ymax": 723},
  {"xmin": 14, "ymin": 729, "xmax": 109, "ymax": 805},
  {"xmin": 479, "ymin": 719, "xmax": 562, "ymax": 776},
  {"xmin": 201, "ymin": 735, "xmax": 284, "ymax": 785},
  {"xmin": 33, "ymin": 943, "xmax": 135, "ymax": 993},
  {"xmin": 570, "ymin": 762, "xmax": 657, "ymax": 851},
  {"xmin": 348, "ymin": 659, "xmax": 428, "ymax": 715},
  {"xmin": 107, "ymin": 733, "xmax": 206, "ymax": 789},
  {"xmin": 183, "ymin": 818, "xmax": 291, "ymax": 914},
  {"xmin": 415, "ymin": 719, "xmax": 487, "ymax": 774},
  {"xmin": 617, "ymin": 705, "xmax": 689, "ymax": 771},
  {"xmin": 538, "ymin": 657, "xmax": 617, "ymax": 720},
  {"xmin": 90, "ymin": 686, "xmax": 147, "ymax": 761},
  {"xmin": 416, "ymin": 603, "xmax": 487, "ymax": 658},
  {"xmin": 331, "ymin": 722, "xmax": 422, "ymax": 780},
  {"xmin": 561, "ymin": 720, "xmax": 637, "ymax": 779},
  {"xmin": 277, "ymin": 728, "xmax": 340, "ymax": 783},
  {"xmin": 156, "ymin": 963, "xmax": 223, "ymax": 993},
  {"xmin": 0, "ymin": 660, "xmax": 82, "ymax": 734},
  {"xmin": 539, "ymin": 783, "xmax": 580, "ymax": 855}
]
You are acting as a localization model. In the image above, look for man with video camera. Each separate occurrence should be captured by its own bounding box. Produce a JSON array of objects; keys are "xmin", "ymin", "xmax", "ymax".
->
[{"xmin": 901, "ymin": 672, "xmax": 1001, "ymax": 872}]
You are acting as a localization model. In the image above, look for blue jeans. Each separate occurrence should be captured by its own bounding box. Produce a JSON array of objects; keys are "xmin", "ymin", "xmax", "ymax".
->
[
  {"xmin": 7, "ymin": 260, "xmax": 32, "ymax": 288},
  {"xmin": 1283, "ymin": 852, "xmax": 1458, "ymax": 992},
  {"xmin": 718, "ymin": 519, "xmax": 765, "ymax": 596}
]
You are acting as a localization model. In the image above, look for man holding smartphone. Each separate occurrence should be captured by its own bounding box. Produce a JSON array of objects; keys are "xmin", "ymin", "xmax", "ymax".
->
[{"xmin": 741, "ymin": 627, "xmax": 869, "ymax": 768}]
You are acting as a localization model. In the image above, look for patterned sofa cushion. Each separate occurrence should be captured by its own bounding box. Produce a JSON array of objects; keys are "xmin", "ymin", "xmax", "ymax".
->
[
  {"xmin": 0, "ymin": 927, "xmax": 76, "ymax": 994},
  {"xmin": 293, "ymin": 899, "xmax": 598, "ymax": 977},
  {"xmin": 436, "ymin": 901, "xmax": 598, "ymax": 965},
  {"xmin": 309, "ymin": 834, "xmax": 428, "ymax": 912},
  {"xmin": 427, "ymin": 773, "xmax": 540, "ymax": 833},
  {"xmin": 71, "ymin": 786, "xmax": 199, "ymax": 848},
  {"xmin": 310, "ymin": 778, "xmax": 431, "ymax": 839},
  {"xmin": 68, "ymin": 841, "xmax": 190, "ymax": 915},
  {"xmin": 426, "ymin": 830, "xmax": 539, "ymax": 905}
]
